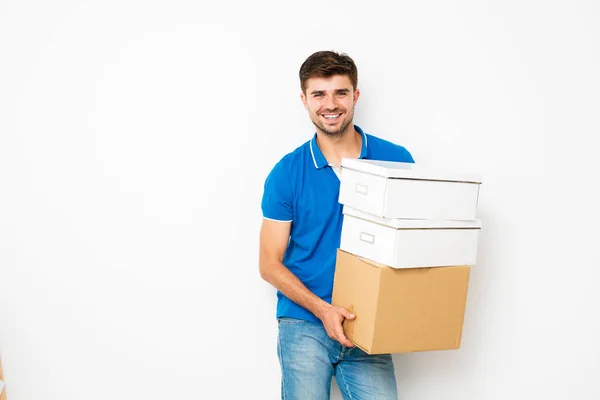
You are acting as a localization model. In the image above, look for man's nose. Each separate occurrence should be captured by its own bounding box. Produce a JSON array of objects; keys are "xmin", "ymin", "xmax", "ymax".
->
[{"xmin": 325, "ymin": 95, "xmax": 337, "ymax": 110}]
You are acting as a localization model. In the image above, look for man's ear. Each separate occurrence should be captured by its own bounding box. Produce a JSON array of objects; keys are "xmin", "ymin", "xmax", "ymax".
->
[
  {"xmin": 300, "ymin": 92, "xmax": 308, "ymax": 110},
  {"xmin": 353, "ymin": 88, "xmax": 361, "ymax": 105}
]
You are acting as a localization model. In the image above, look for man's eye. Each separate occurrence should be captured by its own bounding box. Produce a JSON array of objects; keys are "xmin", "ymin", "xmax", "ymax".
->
[{"xmin": 314, "ymin": 94, "xmax": 323, "ymax": 98}]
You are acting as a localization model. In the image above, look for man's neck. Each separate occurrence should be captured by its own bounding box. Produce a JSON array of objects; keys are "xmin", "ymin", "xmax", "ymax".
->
[{"xmin": 315, "ymin": 126, "xmax": 362, "ymax": 168}]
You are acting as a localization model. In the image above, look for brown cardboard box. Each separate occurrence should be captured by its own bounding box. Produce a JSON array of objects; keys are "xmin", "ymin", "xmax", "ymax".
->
[{"xmin": 332, "ymin": 249, "xmax": 471, "ymax": 355}]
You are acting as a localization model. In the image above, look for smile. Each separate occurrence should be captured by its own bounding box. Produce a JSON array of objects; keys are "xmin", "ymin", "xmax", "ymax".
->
[{"xmin": 322, "ymin": 113, "xmax": 342, "ymax": 120}]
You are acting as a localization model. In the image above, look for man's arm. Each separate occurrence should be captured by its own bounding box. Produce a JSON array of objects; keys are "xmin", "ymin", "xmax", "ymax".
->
[{"xmin": 259, "ymin": 218, "xmax": 355, "ymax": 347}]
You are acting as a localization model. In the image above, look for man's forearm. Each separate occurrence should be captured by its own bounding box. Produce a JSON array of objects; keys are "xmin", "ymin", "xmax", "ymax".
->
[{"xmin": 260, "ymin": 261, "xmax": 330, "ymax": 320}]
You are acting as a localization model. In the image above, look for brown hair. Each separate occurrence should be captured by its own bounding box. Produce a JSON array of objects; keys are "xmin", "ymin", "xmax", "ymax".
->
[{"xmin": 299, "ymin": 51, "xmax": 358, "ymax": 93}]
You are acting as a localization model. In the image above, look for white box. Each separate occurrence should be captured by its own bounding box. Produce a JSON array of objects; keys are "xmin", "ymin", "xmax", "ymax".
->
[
  {"xmin": 339, "ymin": 158, "xmax": 482, "ymax": 221},
  {"xmin": 340, "ymin": 206, "xmax": 481, "ymax": 268}
]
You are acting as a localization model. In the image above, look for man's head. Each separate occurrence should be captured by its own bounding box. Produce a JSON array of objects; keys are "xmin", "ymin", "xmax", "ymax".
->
[
  {"xmin": 299, "ymin": 51, "xmax": 360, "ymax": 138},
  {"xmin": 299, "ymin": 51, "xmax": 358, "ymax": 94}
]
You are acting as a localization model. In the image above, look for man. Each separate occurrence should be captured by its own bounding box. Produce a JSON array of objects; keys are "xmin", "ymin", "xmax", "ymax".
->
[{"xmin": 259, "ymin": 51, "xmax": 414, "ymax": 399}]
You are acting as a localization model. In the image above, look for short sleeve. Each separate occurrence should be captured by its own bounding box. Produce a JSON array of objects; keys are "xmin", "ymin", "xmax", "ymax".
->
[
  {"xmin": 397, "ymin": 146, "xmax": 415, "ymax": 163},
  {"xmin": 385, "ymin": 142, "xmax": 415, "ymax": 164},
  {"xmin": 261, "ymin": 160, "xmax": 293, "ymax": 222}
]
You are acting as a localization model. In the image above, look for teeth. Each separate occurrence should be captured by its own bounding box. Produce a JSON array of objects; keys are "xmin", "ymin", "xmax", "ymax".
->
[{"xmin": 324, "ymin": 114, "xmax": 341, "ymax": 119}]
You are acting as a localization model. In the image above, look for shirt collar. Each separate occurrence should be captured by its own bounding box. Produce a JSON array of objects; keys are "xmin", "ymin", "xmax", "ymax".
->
[{"xmin": 309, "ymin": 125, "xmax": 369, "ymax": 170}]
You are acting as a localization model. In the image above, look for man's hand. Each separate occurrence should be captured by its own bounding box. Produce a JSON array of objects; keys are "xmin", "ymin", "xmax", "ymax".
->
[
  {"xmin": 319, "ymin": 305, "xmax": 356, "ymax": 347},
  {"xmin": 259, "ymin": 219, "xmax": 357, "ymax": 348}
]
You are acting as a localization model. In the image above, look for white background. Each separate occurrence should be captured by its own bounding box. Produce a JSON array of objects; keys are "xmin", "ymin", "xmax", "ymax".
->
[{"xmin": 1, "ymin": 1, "xmax": 599, "ymax": 399}]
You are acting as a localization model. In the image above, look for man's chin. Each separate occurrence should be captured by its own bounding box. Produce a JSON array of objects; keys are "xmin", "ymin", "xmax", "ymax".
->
[
  {"xmin": 321, "ymin": 129, "xmax": 344, "ymax": 137},
  {"xmin": 320, "ymin": 122, "xmax": 352, "ymax": 138}
]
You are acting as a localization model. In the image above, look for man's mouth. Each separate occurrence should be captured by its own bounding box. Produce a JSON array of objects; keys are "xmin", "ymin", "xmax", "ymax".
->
[{"xmin": 322, "ymin": 113, "xmax": 343, "ymax": 120}]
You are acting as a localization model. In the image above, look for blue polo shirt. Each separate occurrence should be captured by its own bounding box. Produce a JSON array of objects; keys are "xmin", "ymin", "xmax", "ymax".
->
[{"xmin": 261, "ymin": 125, "xmax": 414, "ymax": 323}]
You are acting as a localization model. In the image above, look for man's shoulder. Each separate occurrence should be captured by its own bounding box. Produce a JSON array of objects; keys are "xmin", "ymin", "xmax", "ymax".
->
[
  {"xmin": 265, "ymin": 139, "xmax": 311, "ymax": 179},
  {"xmin": 365, "ymin": 132, "xmax": 414, "ymax": 163},
  {"xmin": 273, "ymin": 139, "xmax": 310, "ymax": 167},
  {"xmin": 365, "ymin": 132, "xmax": 408, "ymax": 151}
]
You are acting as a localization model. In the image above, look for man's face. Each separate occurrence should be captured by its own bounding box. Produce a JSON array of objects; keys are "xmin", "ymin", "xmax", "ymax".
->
[{"xmin": 301, "ymin": 75, "xmax": 360, "ymax": 138}]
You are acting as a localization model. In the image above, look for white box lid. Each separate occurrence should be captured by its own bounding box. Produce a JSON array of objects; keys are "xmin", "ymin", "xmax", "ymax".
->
[
  {"xmin": 343, "ymin": 206, "xmax": 482, "ymax": 229},
  {"xmin": 341, "ymin": 158, "xmax": 482, "ymax": 184}
]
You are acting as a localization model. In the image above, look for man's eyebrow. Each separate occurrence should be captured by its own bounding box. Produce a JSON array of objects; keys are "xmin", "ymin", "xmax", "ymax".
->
[{"xmin": 310, "ymin": 89, "xmax": 351, "ymax": 95}]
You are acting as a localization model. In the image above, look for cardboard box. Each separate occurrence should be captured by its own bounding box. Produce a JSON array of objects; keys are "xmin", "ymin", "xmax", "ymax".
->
[
  {"xmin": 338, "ymin": 158, "xmax": 482, "ymax": 221},
  {"xmin": 332, "ymin": 249, "xmax": 471, "ymax": 354},
  {"xmin": 341, "ymin": 206, "xmax": 481, "ymax": 268}
]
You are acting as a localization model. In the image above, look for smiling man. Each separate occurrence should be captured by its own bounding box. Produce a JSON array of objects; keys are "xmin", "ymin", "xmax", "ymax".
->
[{"xmin": 259, "ymin": 51, "xmax": 414, "ymax": 399}]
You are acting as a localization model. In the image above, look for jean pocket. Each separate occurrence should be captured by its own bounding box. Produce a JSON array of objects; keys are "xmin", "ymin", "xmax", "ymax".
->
[{"xmin": 277, "ymin": 317, "xmax": 307, "ymax": 325}]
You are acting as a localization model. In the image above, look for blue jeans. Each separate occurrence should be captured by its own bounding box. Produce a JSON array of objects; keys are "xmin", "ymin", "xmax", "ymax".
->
[{"xmin": 277, "ymin": 317, "xmax": 398, "ymax": 399}]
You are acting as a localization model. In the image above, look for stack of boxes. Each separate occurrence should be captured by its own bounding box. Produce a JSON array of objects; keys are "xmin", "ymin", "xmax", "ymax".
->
[{"xmin": 332, "ymin": 158, "xmax": 482, "ymax": 354}]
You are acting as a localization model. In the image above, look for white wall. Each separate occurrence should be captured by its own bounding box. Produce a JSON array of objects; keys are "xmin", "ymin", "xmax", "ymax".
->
[{"xmin": 1, "ymin": 1, "xmax": 599, "ymax": 399}]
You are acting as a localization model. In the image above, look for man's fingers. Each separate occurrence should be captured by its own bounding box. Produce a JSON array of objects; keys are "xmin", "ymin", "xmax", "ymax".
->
[
  {"xmin": 334, "ymin": 322, "xmax": 355, "ymax": 347},
  {"xmin": 322, "ymin": 308, "xmax": 357, "ymax": 347},
  {"xmin": 343, "ymin": 309, "xmax": 356, "ymax": 320},
  {"xmin": 333, "ymin": 306, "xmax": 355, "ymax": 320},
  {"xmin": 338, "ymin": 333, "xmax": 355, "ymax": 348}
]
